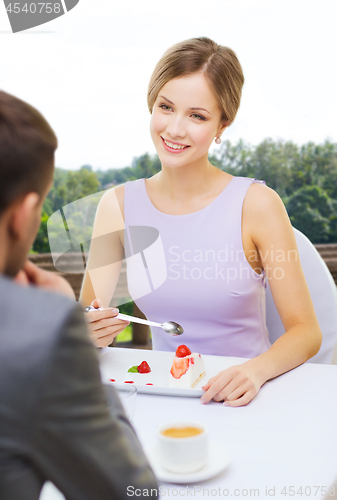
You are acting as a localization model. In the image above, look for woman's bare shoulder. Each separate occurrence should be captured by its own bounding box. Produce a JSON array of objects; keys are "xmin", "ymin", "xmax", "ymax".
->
[
  {"xmin": 244, "ymin": 181, "xmax": 285, "ymax": 217},
  {"xmin": 243, "ymin": 181, "xmax": 292, "ymax": 247},
  {"xmin": 91, "ymin": 184, "xmax": 126, "ymax": 240},
  {"xmin": 98, "ymin": 184, "xmax": 125, "ymax": 221}
]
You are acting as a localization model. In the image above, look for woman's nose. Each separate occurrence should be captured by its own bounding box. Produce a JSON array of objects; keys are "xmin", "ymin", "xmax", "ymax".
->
[{"xmin": 166, "ymin": 116, "xmax": 187, "ymax": 139}]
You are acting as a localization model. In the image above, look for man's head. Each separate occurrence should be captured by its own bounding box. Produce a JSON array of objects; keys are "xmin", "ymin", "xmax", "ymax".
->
[{"xmin": 0, "ymin": 91, "xmax": 57, "ymax": 277}]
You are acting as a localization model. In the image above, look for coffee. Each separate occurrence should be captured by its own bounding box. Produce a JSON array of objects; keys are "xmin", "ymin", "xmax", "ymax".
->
[
  {"xmin": 161, "ymin": 426, "xmax": 203, "ymax": 438},
  {"xmin": 158, "ymin": 421, "xmax": 208, "ymax": 473}
]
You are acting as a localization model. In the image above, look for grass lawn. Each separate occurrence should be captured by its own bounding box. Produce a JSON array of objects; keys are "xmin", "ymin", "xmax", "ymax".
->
[
  {"xmin": 115, "ymin": 325, "xmax": 152, "ymax": 343},
  {"xmin": 115, "ymin": 325, "xmax": 133, "ymax": 343}
]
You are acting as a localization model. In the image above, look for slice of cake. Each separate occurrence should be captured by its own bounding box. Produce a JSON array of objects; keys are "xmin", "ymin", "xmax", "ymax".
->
[{"xmin": 169, "ymin": 345, "xmax": 206, "ymax": 389}]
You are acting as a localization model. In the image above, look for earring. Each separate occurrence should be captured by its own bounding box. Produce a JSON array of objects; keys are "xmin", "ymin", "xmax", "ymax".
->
[{"xmin": 215, "ymin": 135, "xmax": 222, "ymax": 144}]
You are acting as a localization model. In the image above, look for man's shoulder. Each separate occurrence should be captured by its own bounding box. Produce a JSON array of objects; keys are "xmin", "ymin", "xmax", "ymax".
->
[
  {"xmin": 0, "ymin": 274, "xmax": 81, "ymax": 350},
  {"xmin": 0, "ymin": 275, "xmax": 90, "ymax": 446}
]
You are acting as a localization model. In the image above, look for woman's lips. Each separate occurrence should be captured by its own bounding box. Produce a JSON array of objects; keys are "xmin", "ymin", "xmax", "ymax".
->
[{"xmin": 161, "ymin": 136, "xmax": 190, "ymax": 154}]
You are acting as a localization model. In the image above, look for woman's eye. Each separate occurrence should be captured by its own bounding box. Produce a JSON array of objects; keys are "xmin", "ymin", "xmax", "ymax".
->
[
  {"xmin": 191, "ymin": 113, "xmax": 206, "ymax": 121},
  {"xmin": 159, "ymin": 104, "xmax": 171, "ymax": 111}
]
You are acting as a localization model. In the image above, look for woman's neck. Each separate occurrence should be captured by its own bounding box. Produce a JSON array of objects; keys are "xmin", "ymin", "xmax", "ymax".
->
[{"xmin": 153, "ymin": 156, "xmax": 223, "ymax": 204}]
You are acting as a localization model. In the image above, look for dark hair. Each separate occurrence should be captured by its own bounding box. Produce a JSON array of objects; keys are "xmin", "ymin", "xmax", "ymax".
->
[
  {"xmin": 147, "ymin": 37, "xmax": 244, "ymax": 125},
  {"xmin": 0, "ymin": 90, "xmax": 57, "ymax": 216}
]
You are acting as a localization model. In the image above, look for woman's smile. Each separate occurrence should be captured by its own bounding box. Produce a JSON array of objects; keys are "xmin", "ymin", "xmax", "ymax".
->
[{"xmin": 161, "ymin": 136, "xmax": 191, "ymax": 154}]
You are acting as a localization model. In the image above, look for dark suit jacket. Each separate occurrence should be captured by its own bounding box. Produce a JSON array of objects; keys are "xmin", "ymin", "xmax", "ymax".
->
[{"xmin": 0, "ymin": 274, "xmax": 158, "ymax": 500}]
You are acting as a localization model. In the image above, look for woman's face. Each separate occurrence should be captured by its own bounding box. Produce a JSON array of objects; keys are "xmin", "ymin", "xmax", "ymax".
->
[{"xmin": 150, "ymin": 72, "xmax": 226, "ymax": 169}]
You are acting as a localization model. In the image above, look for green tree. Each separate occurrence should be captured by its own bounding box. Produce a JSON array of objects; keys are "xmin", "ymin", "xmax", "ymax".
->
[
  {"xmin": 131, "ymin": 153, "xmax": 161, "ymax": 179},
  {"xmin": 286, "ymin": 185, "xmax": 334, "ymax": 243},
  {"xmin": 42, "ymin": 166, "xmax": 100, "ymax": 215},
  {"xmin": 209, "ymin": 138, "xmax": 252, "ymax": 176},
  {"xmin": 33, "ymin": 167, "xmax": 101, "ymax": 253},
  {"xmin": 32, "ymin": 210, "xmax": 50, "ymax": 253},
  {"xmin": 96, "ymin": 154, "xmax": 161, "ymax": 188},
  {"xmin": 63, "ymin": 167, "xmax": 100, "ymax": 204},
  {"xmin": 211, "ymin": 138, "xmax": 297, "ymax": 198},
  {"xmin": 328, "ymin": 200, "xmax": 337, "ymax": 243}
]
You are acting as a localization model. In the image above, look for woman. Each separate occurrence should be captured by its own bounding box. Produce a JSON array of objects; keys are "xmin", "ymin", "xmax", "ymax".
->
[{"xmin": 80, "ymin": 37, "xmax": 322, "ymax": 406}]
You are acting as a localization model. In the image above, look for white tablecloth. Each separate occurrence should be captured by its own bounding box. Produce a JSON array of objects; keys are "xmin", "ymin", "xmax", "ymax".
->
[
  {"xmin": 40, "ymin": 355, "xmax": 337, "ymax": 500},
  {"xmin": 133, "ymin": 362, "xmax": 337, "ymax": 499}
]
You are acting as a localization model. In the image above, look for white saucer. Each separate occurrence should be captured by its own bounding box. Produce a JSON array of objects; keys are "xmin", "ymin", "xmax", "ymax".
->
[{"xmin": 144, "ymin": 440, "xmax": 231, "ymax": 484}]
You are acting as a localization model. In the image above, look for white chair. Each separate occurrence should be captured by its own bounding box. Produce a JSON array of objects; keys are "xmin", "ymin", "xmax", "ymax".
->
[
  {"xmin": 39, "ymin": 482, "xmax": 65, "ymax": 500},
  {"xmin": 265, "ymin": 227, "xmax": 337, "ymax": 364}
]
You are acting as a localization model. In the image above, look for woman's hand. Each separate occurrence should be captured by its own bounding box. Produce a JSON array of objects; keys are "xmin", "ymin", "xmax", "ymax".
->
[
  {"xmin": 200, "ymin": 359, "xmax": 266, "ymax": 407},
  {"xmin": 85, "ymin": 299, "xmax": 130, "ymax": 348}
]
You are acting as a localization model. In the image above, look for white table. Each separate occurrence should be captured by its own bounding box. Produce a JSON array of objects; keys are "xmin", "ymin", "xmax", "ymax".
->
[
  {"xmin": 130, "ymin": 361, "xmax": 337, "ymax": 499},
  {"xmin": 40, "ymin": 350, "xmax": 337, "ymax": 500}
]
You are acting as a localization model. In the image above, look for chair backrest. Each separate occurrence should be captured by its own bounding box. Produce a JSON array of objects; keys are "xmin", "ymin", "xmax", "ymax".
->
[
  {"xmin": 265, "ymin": 227, "xmax": 337, "ymax": 364},
  {"xmin": 39, "ymin": 481, "xmax": 65, "ymax": 500}
]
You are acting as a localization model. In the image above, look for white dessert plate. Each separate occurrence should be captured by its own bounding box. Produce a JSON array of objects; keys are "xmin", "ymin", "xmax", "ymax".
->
[
  {"xmin": 99, "ymin": 348, "xmax": 246, "ymax": 397},
  {"xmin": 144, "ymin": 440, "xmax": 231, "ymax": 483}
]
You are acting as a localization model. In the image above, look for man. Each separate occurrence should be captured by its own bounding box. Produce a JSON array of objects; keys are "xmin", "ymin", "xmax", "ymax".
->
[{"xmin": 0, "ymin": 90, "xmax": 158, "ymax": 500}]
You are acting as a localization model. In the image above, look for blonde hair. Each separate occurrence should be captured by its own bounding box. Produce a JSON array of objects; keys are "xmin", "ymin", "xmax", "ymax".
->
[{"xmin": 147, "ymin": 37, "xmax": 244, "ymax": 125}]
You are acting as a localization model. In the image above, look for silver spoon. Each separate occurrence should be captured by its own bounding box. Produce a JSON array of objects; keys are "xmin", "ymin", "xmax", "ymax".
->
[{"xmin": 85, "ymin": 306, "xmax": 183, "ymax": 336}]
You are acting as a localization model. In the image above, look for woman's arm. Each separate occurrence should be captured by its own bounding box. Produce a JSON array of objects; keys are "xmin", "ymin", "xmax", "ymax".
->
[
  {"xmin": 80, "ymin": 185, "xmax": 125, "ymax": 308},
  {"xmin": 201, "ymin": 183, "xmax": 322, "ymax": 406},
  {"xmin": 80, "ymin": 186, "xmax": 130, "ymax": 347},
  {"xmin": 246, "ymin": 183, "xmax": 322, "ymax": 376}
]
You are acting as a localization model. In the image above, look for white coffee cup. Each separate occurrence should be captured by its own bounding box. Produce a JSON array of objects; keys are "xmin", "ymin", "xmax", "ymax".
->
[{"xmin": 157, "ymin": 421, "xmax": 209, "ymax": 474}]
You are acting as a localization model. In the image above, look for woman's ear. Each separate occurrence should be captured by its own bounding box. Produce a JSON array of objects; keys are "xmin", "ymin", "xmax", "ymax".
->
[
  {"xmin": 8, "ymin": 192, "xmax": 41, "ymax": 241},
  {"xmin": 218, "ymin": 120, "xmax": 230, "ymax": 136}
]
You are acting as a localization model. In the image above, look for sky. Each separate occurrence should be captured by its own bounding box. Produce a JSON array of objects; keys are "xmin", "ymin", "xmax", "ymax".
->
[{"xmin": 1, "ymin": 0, "xmax": 336, "ymax": 171}]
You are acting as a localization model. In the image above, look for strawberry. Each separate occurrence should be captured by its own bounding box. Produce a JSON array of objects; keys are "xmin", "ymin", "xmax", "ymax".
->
[
  {"xmin": 138, "ymin": 361, "xmax": 151, "ymax": 373},
  {"xmin": 175, "ymin": 344, "xmax": 191, "ymax": 358}
]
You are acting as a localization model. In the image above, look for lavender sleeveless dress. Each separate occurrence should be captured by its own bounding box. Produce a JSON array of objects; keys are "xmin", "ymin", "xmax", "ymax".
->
[{"xmin": 123, "ymin": 176, "xmax": 271, "ymax": 358}]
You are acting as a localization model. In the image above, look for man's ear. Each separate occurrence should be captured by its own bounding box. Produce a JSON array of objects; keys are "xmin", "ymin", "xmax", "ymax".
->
[{"xmin": 8, "ymin": 192, "xmax": 41, "ymax": 241}]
